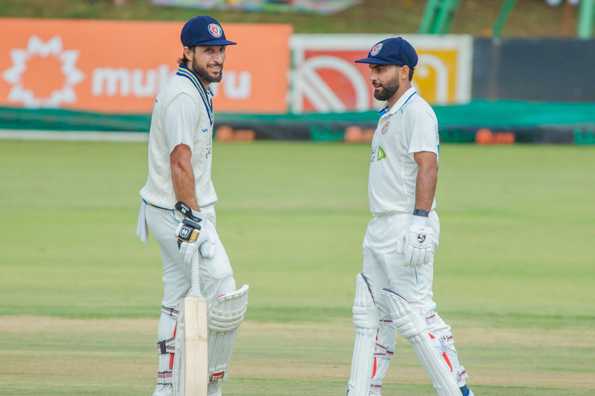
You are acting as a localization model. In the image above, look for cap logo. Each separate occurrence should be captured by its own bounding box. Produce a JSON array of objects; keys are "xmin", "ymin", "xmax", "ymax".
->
[
  {"xmin": 370, "ymin": 43, "xmax": 383, "ymax": 56},
  {"xmin": 208, "ymin": 23, "xmax": 223, "ymax": 38}
]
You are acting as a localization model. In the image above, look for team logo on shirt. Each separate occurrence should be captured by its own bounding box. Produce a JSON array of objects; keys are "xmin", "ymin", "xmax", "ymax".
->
[
  {"xmin": 370, "ymin": 145, "xmax": 386, "ymax": 162},
  {"xmin": 370, "ymin": 43, "xmax": 383, "ymax": 56},
  {"xmin": 208, "ymin": 24, "xmax": 223, "ymax": 38}
]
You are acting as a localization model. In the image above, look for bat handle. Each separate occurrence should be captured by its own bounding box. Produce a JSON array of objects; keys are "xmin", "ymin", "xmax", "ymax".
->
[{"xmin": 190, "ymin": 252, "xmax": 202, "ymax": 298}]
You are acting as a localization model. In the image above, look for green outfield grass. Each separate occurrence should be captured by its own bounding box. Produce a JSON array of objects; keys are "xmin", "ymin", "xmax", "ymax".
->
[{"xmin": 1, "ymin": 141, "xmax": 594, "ymax": 395}]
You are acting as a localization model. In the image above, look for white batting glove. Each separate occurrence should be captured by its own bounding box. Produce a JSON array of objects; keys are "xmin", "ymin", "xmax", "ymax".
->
[
  {"xmin": 175, "ymin": 217, "xmax": 216, "ymax": 263},
  {"xmin": 402, "ymin": 214, "xmax": 436, "ymax": 266},
  {"xmin": 197, "ymin": 219, "xmax": 216, "ymax": 259}
]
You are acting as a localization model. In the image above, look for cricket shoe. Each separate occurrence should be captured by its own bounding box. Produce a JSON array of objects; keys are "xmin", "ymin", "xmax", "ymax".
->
[
  {"xmin": 208, "ymin": 382, "xmax": 222, "ymax": 396},
  {"xmin": 151, "ymin": 384, "xmax": 172, "ymax": 396},
  {"xmin": 460, "ymin": 385, "xmax": 474, "ymax": 396},
  {"xmin": 369, "ymin": 384, "xmax": 382, "ymax": 396}
]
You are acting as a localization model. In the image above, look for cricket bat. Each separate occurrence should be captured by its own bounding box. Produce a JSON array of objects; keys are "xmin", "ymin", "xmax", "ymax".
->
[{"xmin": 184, "ymin": 252, "xmax": 208, "ymax": 396}]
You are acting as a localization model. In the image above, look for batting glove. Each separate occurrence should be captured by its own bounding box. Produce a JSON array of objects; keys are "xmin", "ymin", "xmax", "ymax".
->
[
  {"xmin": 174, "ymin": 202, "xmax": 215, "ymax": 263},
  {"xmin": 402, "ymin": 214, "xmax": 436, "ymax": 266}
]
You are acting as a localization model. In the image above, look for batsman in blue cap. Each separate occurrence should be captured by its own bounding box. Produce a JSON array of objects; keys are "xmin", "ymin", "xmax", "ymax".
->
[
  {"xmin": 346, "ymin": 37, "xmax": 475, "ymax": 396},
  {"xmin": 138, "ymin": 15, "xmax": 249, "ymax": 396}
]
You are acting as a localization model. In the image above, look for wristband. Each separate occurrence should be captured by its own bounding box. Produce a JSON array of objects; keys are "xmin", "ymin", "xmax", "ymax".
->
[
  {"xmin": 175, "ymin": 201, "xmax": 193, "ymax": 217},
  {"xmin": 413, "ymin": 208, "xmax": 430, "ymax": 217}
]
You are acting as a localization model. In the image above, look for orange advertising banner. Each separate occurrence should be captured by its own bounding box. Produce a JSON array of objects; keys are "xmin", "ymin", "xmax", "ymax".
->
[{"xmin": 0, "ymin": 19, "xmax": 292, "ymax": 113}]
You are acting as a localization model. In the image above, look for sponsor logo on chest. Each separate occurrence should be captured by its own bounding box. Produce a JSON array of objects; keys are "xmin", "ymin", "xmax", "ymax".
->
[{"xmin": 370, "ymin": 144, "xmax": 386, "ymax": 162}]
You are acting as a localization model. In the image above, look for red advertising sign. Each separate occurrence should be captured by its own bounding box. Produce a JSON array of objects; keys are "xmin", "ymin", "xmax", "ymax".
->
[{"xmin": 291, "ymin": 34, "xmax": 472, "ymax": 112}]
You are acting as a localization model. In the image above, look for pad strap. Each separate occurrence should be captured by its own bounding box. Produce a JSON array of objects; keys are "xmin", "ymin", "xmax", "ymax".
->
[{"xmin": 157, "ymin": 305, "xmax": 179, "ymax": 355}]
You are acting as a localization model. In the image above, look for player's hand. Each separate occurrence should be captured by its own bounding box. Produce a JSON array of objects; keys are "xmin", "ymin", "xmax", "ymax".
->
[
  {"xmin": 402, "ymin": 215, "xmax": 436, "ymax": 266},
  {"xmin": 174, "ymin": 202, "xmax": 215, "ymax": 262}
]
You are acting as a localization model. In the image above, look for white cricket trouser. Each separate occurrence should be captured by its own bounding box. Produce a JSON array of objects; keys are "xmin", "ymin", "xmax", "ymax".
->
[
  {"xmin": 140, "ymin": 202, "xmax": 236, "ymax": 394},
  {"xmin": 362, "ymin": 212, "xmax": 469, "ymax": 393}
]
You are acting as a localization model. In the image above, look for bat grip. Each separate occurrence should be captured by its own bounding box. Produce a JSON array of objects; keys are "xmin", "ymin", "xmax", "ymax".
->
[{"xmin": 190, "ymin": 252, "xmax": 202, "ymax": 297}]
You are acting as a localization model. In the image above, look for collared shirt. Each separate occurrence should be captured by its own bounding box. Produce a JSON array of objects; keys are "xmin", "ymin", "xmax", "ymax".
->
[
  {"xmin": 176, "ymin": 64, "xmax": 214, "ymax": 126},
  {"xmin": 140, "ymin": 66, "xmax": 217, "ymax": 210},
  {"xmin": 368, "ymin": 87, "xmax": 439, "ymax": 215}
]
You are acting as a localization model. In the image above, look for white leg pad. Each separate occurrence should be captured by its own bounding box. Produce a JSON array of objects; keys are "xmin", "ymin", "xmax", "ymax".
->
[
  {"xmin": 347, "ymin": 273, "xmax": 379, "ymax": 396},
  {"xmin": 381, "ymin": 289, "xmax": 459, "ymax": 396},
  {"xmin": 207, "ymin": 284, "xmax": 249, "ymax": 383}
]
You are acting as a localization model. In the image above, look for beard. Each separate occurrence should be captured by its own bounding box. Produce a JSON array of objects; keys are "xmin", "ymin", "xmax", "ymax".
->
[
  {"xmin": 373, "ymin": 80, "xmax": 399, "ymax": 101},
  {"xmin": 191, "ymin": 58, "xmax": 223, "ymax": 83}
]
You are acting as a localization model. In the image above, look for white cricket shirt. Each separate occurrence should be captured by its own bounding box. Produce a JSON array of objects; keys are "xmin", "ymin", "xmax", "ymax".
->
[
  {"xmin": 140, "ymin": 65, "xmax": 217, "ymax": 209},
  {"xmin": 368, "ymin": 87, "xmax": 439, "ymax": 215}
]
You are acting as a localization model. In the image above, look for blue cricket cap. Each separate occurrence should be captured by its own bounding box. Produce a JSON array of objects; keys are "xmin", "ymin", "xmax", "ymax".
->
[
  {"xmin": 181, "ymin": 16, "xmax": 236, "ymax": 47},
  {"xmin": 355, "ymin": 37, "xmax": 418, "ymax": 68}
]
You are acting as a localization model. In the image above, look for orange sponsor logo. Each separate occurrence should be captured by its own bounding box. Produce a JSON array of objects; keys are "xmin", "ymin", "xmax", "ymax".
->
[{"xmin": 0, "ymin": 19, "xmax": 292, "ymax": 113}]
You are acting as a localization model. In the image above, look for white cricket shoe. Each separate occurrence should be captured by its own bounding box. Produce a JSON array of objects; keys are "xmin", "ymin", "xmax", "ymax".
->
[
  {"xmin": 208, "ymin": 382, "xmax": 222, "ymax": 396},
  {"xmin": 369, "ymin": 386, "xmax": 382, "ymax": 396},
  {"xmin": 151, "ymin": 384, "xmax": 172, "ymax": 396}
]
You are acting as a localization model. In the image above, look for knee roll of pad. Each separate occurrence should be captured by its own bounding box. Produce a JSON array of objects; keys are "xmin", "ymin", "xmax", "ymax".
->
[
  {"xmin": 393, "ymin": 310, "xmax": 427, "ymax": 339},
  {"xmin": 352, "ymin": 273, "xmax": 379, "ymax": 329},
  {"xmin": 380, "ymin": 289, "xmax": 426, "ymax": 339},
  {"xmin": 208, "ymin": 284, "xmax": 249, "ymax": 332}
]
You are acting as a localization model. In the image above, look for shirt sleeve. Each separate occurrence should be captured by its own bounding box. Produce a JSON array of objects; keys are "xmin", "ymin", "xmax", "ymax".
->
[
  {"xmin": 407, "ymin": 109, "xmax": 439, "ymax": 155},
  {"xmin": 164, "ymin": 94, "xmax": 198, "ymax": 154}
]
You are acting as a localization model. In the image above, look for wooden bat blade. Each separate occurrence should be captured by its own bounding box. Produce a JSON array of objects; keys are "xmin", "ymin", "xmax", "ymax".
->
[{"xmin": 184, "ymin": 295, "xmax": 208, "ymax": 396}]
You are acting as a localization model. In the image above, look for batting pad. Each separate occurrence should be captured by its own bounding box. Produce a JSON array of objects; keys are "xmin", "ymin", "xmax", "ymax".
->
[
  {"xmin": 382, "ymin": 288, "xmax": 460, "ymax": 396},
  {"xmin": 207, "ymin": 284, "xmax": 249, "ymax": 383},
  {"xmin": 346, "ymin": 273, "xmax": 379, "ymax": 395}
]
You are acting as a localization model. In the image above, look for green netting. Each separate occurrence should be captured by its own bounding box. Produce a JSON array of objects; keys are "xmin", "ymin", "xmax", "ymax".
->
[
  {"xmin": 219, "ymin": 100, "xmax": 595, "ymax": 129},
  {"xmin": 0, "ymin": 107, "xmax": 150, "ymax": 132},
  {"xmin": 436, "ymin": 100, "xmax": 595, "ymax": 129},
  {"xmin": 0, "ymin": 100, "xmax": 594, "ymax": 133},
  {"xmin": 574, "ymin": 129, "xmax": 595, "ymax": 145}
]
